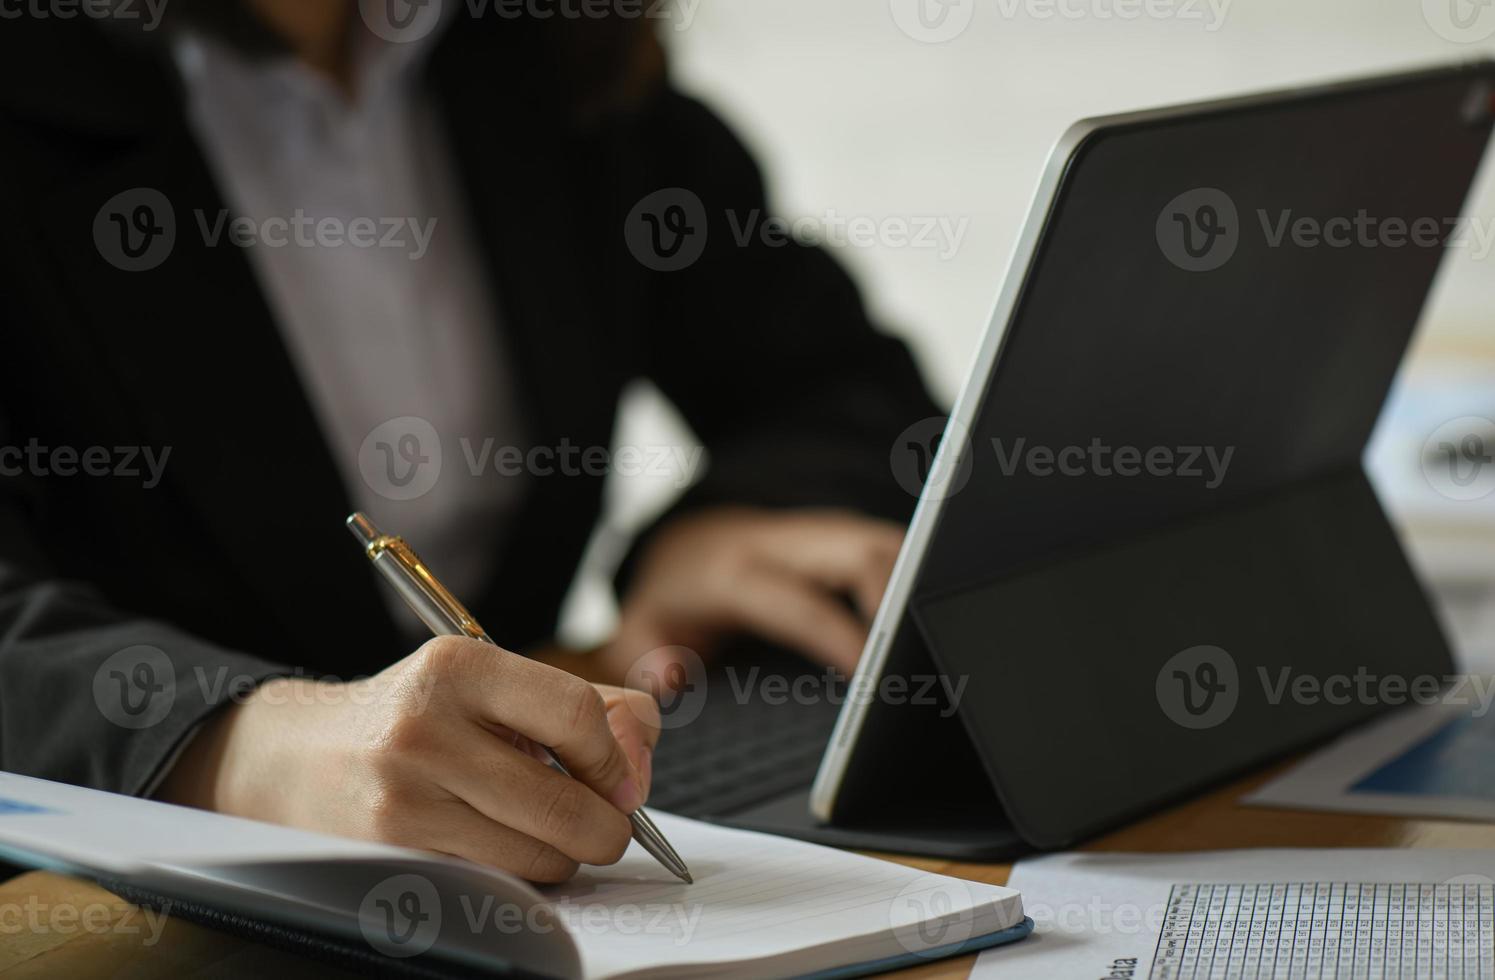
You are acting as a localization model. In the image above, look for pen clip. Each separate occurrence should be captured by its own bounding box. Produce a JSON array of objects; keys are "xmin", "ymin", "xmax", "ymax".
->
[{"xmin": 351, "ymin": 516, "xmax": 492, "ymax": 644}]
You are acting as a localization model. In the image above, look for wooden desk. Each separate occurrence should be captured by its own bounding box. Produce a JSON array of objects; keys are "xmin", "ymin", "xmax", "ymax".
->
[{"xmin": 3, "ymin": 760, "xmax": 1492, "ymax": 978}]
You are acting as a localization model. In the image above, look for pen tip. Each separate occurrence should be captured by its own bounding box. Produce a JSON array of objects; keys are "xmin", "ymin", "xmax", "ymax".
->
[{"xmin": 679, "ymin": 870, "xmax": 694, "ymax": 885}]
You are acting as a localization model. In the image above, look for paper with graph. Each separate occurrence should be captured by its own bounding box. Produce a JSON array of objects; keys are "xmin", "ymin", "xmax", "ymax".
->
[{"xmin": 976, "ymin": 849, "xmax": 1495, "ymax": 980}]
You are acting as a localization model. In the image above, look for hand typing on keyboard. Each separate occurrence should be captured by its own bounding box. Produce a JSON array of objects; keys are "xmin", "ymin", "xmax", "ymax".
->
[{"xmin": 600, "ymin": 507, "xmax": 904, "ymax": 689}]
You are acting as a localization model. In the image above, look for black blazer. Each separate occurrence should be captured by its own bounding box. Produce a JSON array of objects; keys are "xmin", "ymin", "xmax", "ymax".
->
[{"xmin": 0, "ymin": 17, "xmax": 939, "ymax": 797}]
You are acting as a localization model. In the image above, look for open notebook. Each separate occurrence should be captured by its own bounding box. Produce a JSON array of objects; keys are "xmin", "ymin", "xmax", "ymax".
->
[{"xmin": 0, "ymin": 773, "xmax": 1030, "ymax": 978}]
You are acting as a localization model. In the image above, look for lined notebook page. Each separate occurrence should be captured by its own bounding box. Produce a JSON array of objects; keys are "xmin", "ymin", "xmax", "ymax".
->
[{"xmin": 543, "ymin": 813, "xmax": 1022, "ymax": 980}]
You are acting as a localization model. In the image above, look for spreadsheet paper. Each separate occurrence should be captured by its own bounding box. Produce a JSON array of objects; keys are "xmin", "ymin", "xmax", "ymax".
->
[
  {"xmin": 1153, "ymin": 882, "xmax": 1493, "ymax": 979},
  {"xmin": 976, "ymin": 850, "xmax": 1495, "ymax": 979}
]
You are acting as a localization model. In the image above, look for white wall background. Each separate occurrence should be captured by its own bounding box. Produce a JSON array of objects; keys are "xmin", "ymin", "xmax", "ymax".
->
[
  {"xmin": 662, "ymin": 0, "xmax": 1495, "ymax": 398},
  {"xmin": 565, "ymin": 0, "xmax": 1495, "ymax": 662}
]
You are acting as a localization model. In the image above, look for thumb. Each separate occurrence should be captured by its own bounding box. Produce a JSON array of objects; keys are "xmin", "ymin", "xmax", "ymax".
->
[{"xmin": 602, "ymin": 686, "xmax": 661, "ymax": 801}]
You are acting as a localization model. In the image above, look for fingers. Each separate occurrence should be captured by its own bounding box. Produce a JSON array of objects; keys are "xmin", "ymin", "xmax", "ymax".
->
[
  {"xmin": 423, "ymin": 721, "xmax": 634, "ymax": 867},
  {"xmin": 601, "ymin": 623, "xmax": 674, "ymax": 691},
  {"xmin": 388, "ymin": 796, "xmax": 583, "ymax": 884},
  {"xmin": 725, "ymin": 566, "xmax": 869, "ymax": 674},
  {"xmin": 755, "ymin": 512, "xmax": 904, "ymax": 619},
  {"xmin": 599, "ymin": 686, "xmax": 661, "ymax": 801},
  {"xmin": 421, "ymin": 640, "xmax": 645, "ymax": 815}
]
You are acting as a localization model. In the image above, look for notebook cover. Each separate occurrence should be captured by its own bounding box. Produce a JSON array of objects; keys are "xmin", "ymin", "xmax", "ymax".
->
[{"xmin": 0, "ymin": 837, "xmax": 1031, "ymax": 978}]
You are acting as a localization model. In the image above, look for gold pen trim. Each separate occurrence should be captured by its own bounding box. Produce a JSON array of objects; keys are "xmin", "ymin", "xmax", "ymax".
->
[
  {"xmin": 347, "ymin": 512, "xmax": 692, "ymax": 883},
  {"xmin": 363, "ymin": 534, "xmax": 489, "ymax": 643}
]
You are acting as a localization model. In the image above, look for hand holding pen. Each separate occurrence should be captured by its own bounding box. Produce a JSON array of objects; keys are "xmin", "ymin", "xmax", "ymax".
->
[
  {"xmin": 347, "ymin": 513, "xmax": 691, "ymax": 883},
  {"xmin": 156, "ymin": 520, "xmax": 686, "ymax": 885}
]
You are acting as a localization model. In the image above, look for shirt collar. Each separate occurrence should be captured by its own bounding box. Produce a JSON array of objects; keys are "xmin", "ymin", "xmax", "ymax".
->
[{"xmin": 172, "ymin": 9, "xmax": 455, "ymax": 114}]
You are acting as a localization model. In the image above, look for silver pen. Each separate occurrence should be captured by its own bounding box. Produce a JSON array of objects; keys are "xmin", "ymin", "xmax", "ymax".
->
[{"xmin": 346, "ymin": 512, "xmax": 692, "ymax": 884}]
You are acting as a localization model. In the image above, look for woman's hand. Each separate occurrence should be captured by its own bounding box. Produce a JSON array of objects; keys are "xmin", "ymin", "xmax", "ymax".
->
[
  {"xmin": 602, "ymin": 507, "xmax": 905, "ymax": 685},
  {"xmin": 158, "ymin": 637, "xmax": 659, "ymax": 883}
]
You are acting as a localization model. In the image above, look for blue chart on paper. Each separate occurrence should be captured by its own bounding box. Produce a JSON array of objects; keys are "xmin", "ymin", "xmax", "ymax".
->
[
  {"xmin": 0, "ymin": 799, "xmax": 54, "ymax": 816},
  {"xmin": 1353, "ymin": 713, "xmax": 1495, "ymax": 801}
]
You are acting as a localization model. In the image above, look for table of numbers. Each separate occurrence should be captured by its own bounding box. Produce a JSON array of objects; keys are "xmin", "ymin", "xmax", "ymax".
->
[{"xmin": 1150, "ymin": 883, "xmax": 1495, "ymax": 979}]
